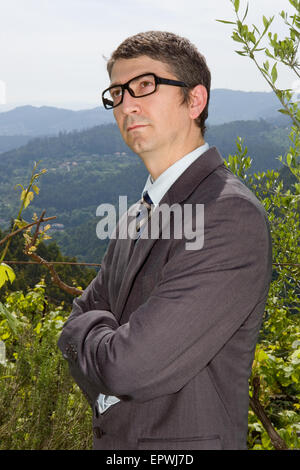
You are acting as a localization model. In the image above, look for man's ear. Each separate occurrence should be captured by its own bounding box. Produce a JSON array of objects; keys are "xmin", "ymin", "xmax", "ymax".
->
[{"xmin": 188, "ymin": 85, "xmax": 207, "ymax": 120}]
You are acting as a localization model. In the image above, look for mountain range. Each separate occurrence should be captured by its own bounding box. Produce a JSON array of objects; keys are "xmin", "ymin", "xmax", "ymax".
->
[
  {"xmin": 0, "ymin": 88, "xmax": 293, "ymax": 262},
  {"xmin": 0, "ymin": 89, "xmax": 289, "ymax": 153}
]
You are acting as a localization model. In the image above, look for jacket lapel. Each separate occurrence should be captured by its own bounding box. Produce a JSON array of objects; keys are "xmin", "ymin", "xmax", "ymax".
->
[{"xmin": 114, "ymin": 146, "xmax": 224, "ymax": 321}]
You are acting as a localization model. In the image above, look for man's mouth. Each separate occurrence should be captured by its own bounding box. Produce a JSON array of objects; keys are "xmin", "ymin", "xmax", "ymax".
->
[{"xmin": 127, "ymin": 124, "xmax": 148, "ymax": 131}]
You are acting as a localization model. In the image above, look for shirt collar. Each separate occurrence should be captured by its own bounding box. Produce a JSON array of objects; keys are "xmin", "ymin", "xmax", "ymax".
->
[{"xmin": 142, "ymin": 142, "xmax": 209, "ymax": 206}]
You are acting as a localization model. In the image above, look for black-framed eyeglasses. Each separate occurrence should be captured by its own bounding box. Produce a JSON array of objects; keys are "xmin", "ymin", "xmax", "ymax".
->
[{"xmin": 102, "ymin": 72, "xmax": 188, "ymax": 110}]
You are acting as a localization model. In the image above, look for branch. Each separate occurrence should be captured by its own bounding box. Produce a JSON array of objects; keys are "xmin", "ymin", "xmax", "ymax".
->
[
  {"xmin": 22, "ymin": 211, "xmax": 83, "ymax": 296},
  {"xmin": 31, "ymin": 209, "xmax": 46, "ymax": 248},
  {"xmin": 249, "ymin": 376, "xmax": 289, "ymax": 450},
  {"xmin": 25, "ymin": 250, "xmax": 83, "ymax": 296},
  {"xmin": 0, "ymin": 215, "xmax": 56, "ymax": 246}
]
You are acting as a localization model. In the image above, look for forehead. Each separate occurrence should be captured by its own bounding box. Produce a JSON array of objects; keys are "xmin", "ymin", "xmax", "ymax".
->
[{"xmin": 110, "ymin": 56, "xmax": 174, "ymax": 85}]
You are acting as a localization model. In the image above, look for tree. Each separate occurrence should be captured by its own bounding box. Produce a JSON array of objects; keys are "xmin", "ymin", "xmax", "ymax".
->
[
  {"xmin": 0, "ymin": 161, "xmax": 84, "ymax": 297},
  {"xmin": 218, "ymin": 0, "xmax": 300, "ymax": 450}
]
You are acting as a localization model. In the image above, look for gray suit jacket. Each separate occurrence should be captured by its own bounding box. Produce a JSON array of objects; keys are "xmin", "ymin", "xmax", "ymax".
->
[{"xmin": 57, "ymin": 147, "xmax": 272, "ymax": 450}]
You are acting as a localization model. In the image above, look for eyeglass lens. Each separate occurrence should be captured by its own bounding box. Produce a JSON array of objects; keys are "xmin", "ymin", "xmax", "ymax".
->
[{"xmin": 105, "ymin": 74, "xmax": 156, "ymax": 108}]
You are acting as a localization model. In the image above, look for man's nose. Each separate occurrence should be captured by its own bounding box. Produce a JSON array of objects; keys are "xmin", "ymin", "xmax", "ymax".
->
[{"xmin": 121, "ymin": 88, "xmax": 141, "ymax": 114}]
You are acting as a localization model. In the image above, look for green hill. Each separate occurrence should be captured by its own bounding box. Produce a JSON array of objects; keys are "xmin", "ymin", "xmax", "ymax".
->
[{"xmin": 0, "ymin": 119, "xmax": 291, "ymax": 262}]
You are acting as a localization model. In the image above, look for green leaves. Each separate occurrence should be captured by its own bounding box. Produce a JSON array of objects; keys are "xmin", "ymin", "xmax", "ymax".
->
[
  {"xmin": 0, "ymin": 263, "xmax": 15, "ymax": 288},
  {"xmin": 234, "ymin": 0, "xmax": 240, "ymax": 13},
  {"xmin": 218, "ymin": 0, "xmax": 300, "ymax": 128},
  {"xmin": 0, "ymin": 285, "xmax": 92, "ymax": 449},
  {"xmin": 216, "ymin": 19, "xmax": 235, "ymax": 25},
  {"xmin": 223, "ymin": 126, "xmax": 300, "ymax": 450},
  {"xmin": 14, "ymin": 161, "xmax": 46, "ymax": 213},
  {"xmin": 224, "ymin": 136, "xmax": 253, "ymax": 182},
  {"xmin": 271, "ymin": 62, "xmax": 278, "ymax": 84},
  {"xmin": 0, "ymin": 302, "xmax": 19, "ymax": 336},
  {"xmin": 20, "ymin": 190, "xmax": 34, "ymax": 209},
  {"xmin": 0, "ymin": 160, "xmax": 47, "ymax": 266},
  {"xmin": 263, "ymin": 15, "xmax": 269, "ymax": 29},
  {"xmin": 32, "ymin": 185, "xmax": 40, "ymax": 195},
  {"xmin": 286, "ymin": 153, "xmax": 293, "ymax": 166}
]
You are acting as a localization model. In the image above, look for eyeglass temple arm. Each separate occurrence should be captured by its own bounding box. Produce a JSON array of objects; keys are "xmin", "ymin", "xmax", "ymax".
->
[{"xmin": 156, "ymin": 77, "xmax": 187, "ymax": 87}]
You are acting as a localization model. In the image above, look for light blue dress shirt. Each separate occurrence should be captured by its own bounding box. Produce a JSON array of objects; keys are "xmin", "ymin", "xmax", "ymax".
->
[{"xmin": 97, "ymin": 142, "xmax": 209, "ymax": 414}]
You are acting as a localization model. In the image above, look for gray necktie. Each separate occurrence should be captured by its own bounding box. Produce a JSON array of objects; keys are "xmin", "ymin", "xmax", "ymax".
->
[{"xmin": 136, "ymin": 191, "xmax": 153, "ymax": 239}]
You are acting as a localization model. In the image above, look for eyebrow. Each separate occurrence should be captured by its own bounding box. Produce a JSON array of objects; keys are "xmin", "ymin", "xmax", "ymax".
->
[{"xmin": 109, "ymin": 72, "xmax": 152, "ymax": 88}]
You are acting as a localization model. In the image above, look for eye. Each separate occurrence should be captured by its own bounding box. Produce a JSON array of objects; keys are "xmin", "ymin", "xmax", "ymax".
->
[
  {"xmin": 140, "ymin": 80, "xmax": 153, "ymax": 88},
  {"xmin": 110, "ymin": 88, "xmax": 122, "ymax": 99}
]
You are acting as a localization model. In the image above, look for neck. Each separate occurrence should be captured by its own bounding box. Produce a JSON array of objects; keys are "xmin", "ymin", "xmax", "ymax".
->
[{"xmin": 140, "ymin": 134, "xmax": 205, "ymax": 181}]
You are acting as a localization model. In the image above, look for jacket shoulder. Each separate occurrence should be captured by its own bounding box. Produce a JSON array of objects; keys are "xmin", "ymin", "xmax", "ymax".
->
[{"xmin": 195, "ymin": 164, "xmax": 265, "ymax": 213}]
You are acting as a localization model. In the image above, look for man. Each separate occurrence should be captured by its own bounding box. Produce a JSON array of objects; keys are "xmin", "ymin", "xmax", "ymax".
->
[{"xmin": 57, "ymin": 31, "xmax": 272, "ymax": 450}]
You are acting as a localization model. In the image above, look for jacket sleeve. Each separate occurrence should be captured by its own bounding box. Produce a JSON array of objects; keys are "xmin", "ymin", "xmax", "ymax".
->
[
  {"xmin": 57, "ymin": 244, "xmax": 116, "ymax": 405},
  {"xmin": 66, "ymin": 246, "xmax": 112, "ymax": 322},
  {"xmin": 57, "ymin": 196, "xmax": 272, "ymax": 403}
]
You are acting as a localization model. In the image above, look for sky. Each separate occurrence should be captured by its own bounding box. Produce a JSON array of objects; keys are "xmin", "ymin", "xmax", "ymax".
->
[{"xmin": 0, "ymin": 0, "xmax": 299, "ymax": 110}]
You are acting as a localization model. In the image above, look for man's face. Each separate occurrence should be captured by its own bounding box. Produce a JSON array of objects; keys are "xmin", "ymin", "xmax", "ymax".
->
[{"xmin": 110, "ymin": 56, "xmax": 193, "ymax": 159}]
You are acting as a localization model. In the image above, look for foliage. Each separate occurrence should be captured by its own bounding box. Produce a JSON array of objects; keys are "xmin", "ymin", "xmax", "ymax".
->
[
  {"xmin": 220, "ymin": 0, "xmax": 300, "ymax": 450},
  {"xmin": 0, "ymin": 229, "xmax": 97, "ymax": 306},
  {"xmin": 224, "ymin": 136, "xmax": 300, "ymax": 450},
  {"xmin": 0, "ymin": 161, "xmax": 47, "ymax": 287},
  {"xmin": 218, "ymin": 0, "xmax": 300, "ymax": 127},
  {"xmin": 0, "ymin": 263, "xmax": 15, "ymax": 290},
  {"xmin": 0, "ymin": 160, "xmax": 96, "ymax": 449},
  {"xmin": 0, "ymin": 281, "xmax": 92, "ymax": 449},
  {"xmin": 0, "ymin": 157, "xmax": 97, "ymax": 303}
]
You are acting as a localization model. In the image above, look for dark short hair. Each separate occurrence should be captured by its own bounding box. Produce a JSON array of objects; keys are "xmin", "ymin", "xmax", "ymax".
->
[{"xmin": 107, "ymin": 31, "xmax": 211, "ymax": 136}]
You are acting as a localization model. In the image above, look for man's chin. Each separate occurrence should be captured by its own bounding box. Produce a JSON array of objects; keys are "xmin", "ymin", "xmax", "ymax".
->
[{"xmin": 126, "ymin": 138, "xmax": 152, "ymax": 155}]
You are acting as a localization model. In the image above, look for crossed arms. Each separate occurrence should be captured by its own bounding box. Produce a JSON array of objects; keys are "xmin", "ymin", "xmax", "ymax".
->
[{"xmin": 57, "ymin": 197, "xmax": 272, "ymax": 406}]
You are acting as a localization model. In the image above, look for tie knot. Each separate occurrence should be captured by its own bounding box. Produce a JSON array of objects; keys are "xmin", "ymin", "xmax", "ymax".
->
[
  {"xmin": 135, "ymin": 191, "xmax": 153, "ymax": 239},
  {"xmin": 142, "ymin": 191, "xmax": 153, "ymax": 210}
]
